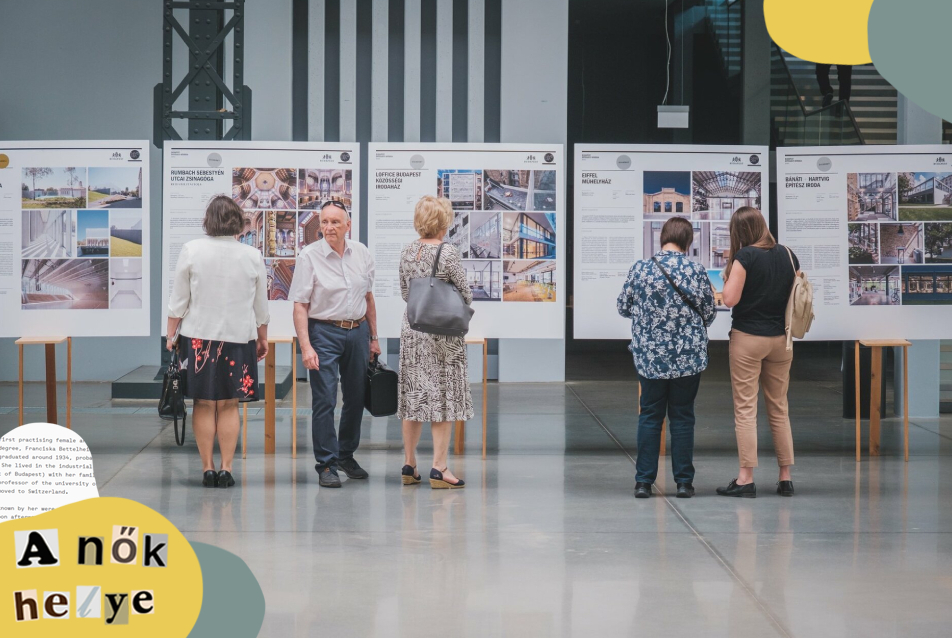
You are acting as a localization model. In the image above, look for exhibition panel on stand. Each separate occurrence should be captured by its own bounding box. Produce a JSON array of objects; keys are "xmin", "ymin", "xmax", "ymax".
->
[
  {"xmin": 573, "ymin": 144, "xmax": 769, "ymax": 340},
  {"xmin": 368, "ymin": 143, "xmax": 565, "ymax": 339},
  {"xmin": 0, "ymin": 141, "xmax": 151, "ymax": 337},
  {"xmin": 778, "ymin": 145, "xmax": 952, "ymax": 340},
  {"xmin": 161, "ymin": 141, "xmax": 359, "ymax": 338}
]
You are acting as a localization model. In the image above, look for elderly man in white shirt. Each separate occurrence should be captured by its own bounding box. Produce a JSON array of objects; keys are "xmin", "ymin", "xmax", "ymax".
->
[{"xmin": 290, "ymin": 201, "xmax": 380, "ymax": 488}]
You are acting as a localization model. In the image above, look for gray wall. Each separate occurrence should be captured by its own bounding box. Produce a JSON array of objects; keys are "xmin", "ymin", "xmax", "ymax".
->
[{"xmin": 0, "ymin": 0, "xmax": 566, "ymax": 382}]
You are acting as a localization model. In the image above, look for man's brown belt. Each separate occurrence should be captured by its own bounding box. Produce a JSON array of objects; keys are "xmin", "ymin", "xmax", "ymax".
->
[{"xmin": 315, "ymin": 318, "xmax": 364, "ymax": 330}]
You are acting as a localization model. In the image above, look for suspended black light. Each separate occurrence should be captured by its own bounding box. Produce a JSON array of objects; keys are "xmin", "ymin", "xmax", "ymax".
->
[{"xmin": 898, "ymin": 224, "xmax": 905, "ymax": 236}]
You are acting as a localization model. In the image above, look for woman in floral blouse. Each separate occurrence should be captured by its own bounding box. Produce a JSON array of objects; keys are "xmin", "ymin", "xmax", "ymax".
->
[{"xmin": 617, "ymin": 217, "xmax": 716, "ymax": 499}]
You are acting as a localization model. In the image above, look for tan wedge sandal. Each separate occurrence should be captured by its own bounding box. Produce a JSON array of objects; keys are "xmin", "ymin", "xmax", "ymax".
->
[{"xmin": 430, "ymin": 467, "xmax": 465, "ymax": 489}]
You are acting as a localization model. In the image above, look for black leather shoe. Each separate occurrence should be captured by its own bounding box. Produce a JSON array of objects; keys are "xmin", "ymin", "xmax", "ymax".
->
[
  {"xmin": 202, "ymin": 470, "xmax": 218, "ymax": 488},
  {"xmin": 777, "ymin": 480, "xmax": 794, "ymax": 497},
  {"xmin": 338, "ymin": 458, "xmax": 369, "ymax": 479},
  {"xmin": 716, "ymin": 479, "xmax": 756, "ymax": 498},
  {"xmin": 217, "ymin": 470, "xmax": 235, "ymax": 488},
  {"xmin": 401, "ymin": 465, "xmax": 421, "ymax": 485},
  {"xmin": 317, "ymin": 466, "xmax": 342, "ymax": 488},
  {"xmin": 676, "ymin": 483, "xmax": 695, "ymax": 498},
  {"xmin": 634, "ymin": 482, "xmax": 651, "ymax": 498},
  {"xmin": 821, "ymin": 92, "xmax": 834, "ymax": 108}
]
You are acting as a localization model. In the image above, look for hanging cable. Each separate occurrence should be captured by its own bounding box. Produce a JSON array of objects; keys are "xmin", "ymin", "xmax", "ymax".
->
[{"xmin": 662, "ymin": 0, "xmax": 671, "ymax": 105}]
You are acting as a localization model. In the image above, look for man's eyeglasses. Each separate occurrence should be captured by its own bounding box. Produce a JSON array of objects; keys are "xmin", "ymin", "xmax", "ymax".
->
[{"xmin": 320, "ymin": 200, "xmax": 348, "ymax": 214}]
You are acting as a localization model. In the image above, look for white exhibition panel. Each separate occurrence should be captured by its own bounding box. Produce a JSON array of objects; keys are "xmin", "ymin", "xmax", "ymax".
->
[
  {"xmin": 368, "ymin": 143, "xmax": 565, "ymax": 339},
  {"xmin": 573, "ymin": 144, "xmax": 769, "ymax": 340},
  {"xmin": 778, "ymin": 145, "xmax": 952, "ymax": 340},
  {"xmin": 0, "ymin": 141, "xmax": 151, "ymax": 337},
  {"xmin": 161, "ymin": 141, "xmax": 359, "ymax": 338}
]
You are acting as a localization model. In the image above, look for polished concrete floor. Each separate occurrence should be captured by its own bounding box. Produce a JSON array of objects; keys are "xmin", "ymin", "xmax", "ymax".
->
[{"xmin": 3, "ymin": 345, "xmax": 952, "ymax": 637}]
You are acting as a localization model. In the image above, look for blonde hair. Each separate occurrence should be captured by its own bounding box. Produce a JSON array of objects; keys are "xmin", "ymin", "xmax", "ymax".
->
[{"xmin": 414, "ymin": 195, "xmax": 454, "ymax": 239}]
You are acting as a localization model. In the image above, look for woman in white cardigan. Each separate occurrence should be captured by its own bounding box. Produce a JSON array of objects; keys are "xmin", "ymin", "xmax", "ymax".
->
[{"xmin": 167, "ymin": 195, "xmax": 270, "ymax": 488}]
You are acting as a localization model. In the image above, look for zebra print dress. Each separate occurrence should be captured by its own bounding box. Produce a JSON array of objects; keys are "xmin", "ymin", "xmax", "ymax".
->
[{"xmin": 397, "ymin": 241, "xmax": 475, "ymax": 422}]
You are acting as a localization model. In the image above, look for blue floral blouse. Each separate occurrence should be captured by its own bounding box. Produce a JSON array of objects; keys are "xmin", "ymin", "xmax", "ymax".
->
[{"xmin": 617, "ymin": 250, "xmax": 717, "ymax": 379}]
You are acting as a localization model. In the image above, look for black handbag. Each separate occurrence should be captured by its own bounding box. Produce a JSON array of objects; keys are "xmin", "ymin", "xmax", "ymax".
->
[
  {"xmin": 158, "ymin": 346, "xmax": 188, "ymax": 446},
  {"xmin": 365, "ymin": 354, "xmax": 399, "ymax": 417},
  {"xmin": 406, "ymin": 243, "xmax": 475, "ymax": 337}
]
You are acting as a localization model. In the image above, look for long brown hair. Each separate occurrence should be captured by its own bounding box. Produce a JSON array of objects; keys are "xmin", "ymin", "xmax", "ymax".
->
[{"xmin": 724, "ymin": 207, "xmax": 775, "ymax": 279}]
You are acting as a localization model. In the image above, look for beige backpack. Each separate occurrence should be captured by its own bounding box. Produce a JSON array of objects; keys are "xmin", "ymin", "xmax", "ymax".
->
[{"xmin": 784, "ymin": 246, "xmax": 814, "ymax": 351}]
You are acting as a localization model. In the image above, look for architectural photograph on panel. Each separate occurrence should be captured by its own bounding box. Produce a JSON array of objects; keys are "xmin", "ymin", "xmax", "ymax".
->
[
  {"xmin": 233, "ymin": 167, "xmax": 297, "ymax": 209},
  {"xmin": 469, "ymin": 212, "xmax": 501, "ymax": 259},
  {"xmin": 483, "ymin": 170, "xmax": 556, "ymax": 211},
  {"xmin": 849, "ymin": 265, "xmax": 901, "ymax": 305},
  {"xmin": 502, "ymin": 212, "xmax": 556, "ymax": 260},
  {"xmin": 87, "ymin": 166, "xmax": 142, "ymax": 208},
  {"xmin": 265, "ymin": 259, "xmax": 295, "ymax": 301},
  {"xmin": 925, "ymin": 222, "xmax": 952, "ymax": 263},
  {"xmin": 76, "ymin": 209, "xmax": 109, "ymax": 257},
  {"xmin": 898, "ymin": 172, "xmax": 952, "ymax": 221},
  {"xmin": 643, "ymin": 171, "xmax": 691, "ymax": 220},
  {"xmin": 21, "ymin": 210, "xmax": 74, "ymax": 259},
  {"xmin": 21, "ymin": 166, "xmax": 86, "ymax": 209},
  {"xmin": 880, "ymin": 223, "xmax": 923, "ymax": 264},
  {"xmin": 707, "ymin": 268, "xmax": 728, "ymax": 310},
  {"xmin": 238, "ymin": 210, "xmax": 264, "ymax": 251},
  {"xmin": 643, "ymin": 220, "xmax": 710, "ymax": 267},
  {"xmin": 503, "ymin": 260, "xmax": 556, "ymax": 302},
  {"xmin": 847, "ymin": 173, "xmax": 897, "ymax": 221},
  {"xmin": 298, "ymin": 168, "xmax": 352, "ymax": 211},
  {"xmin": 263, "ymin": 211, "xmax": 296, "ymax": 258},
  {"xmin": 109, "ymin": 210, "xmax": 143, "ymax": 257},
  {"xmin": 21, "ymin": 258, "xmax": 109, "ymax": 309},
  {"xmin": 109, "ymin": 258, "xmax": 142, "ymax": 309},
  {"xmin": 464, "ymin": 259, "xmax": 502, "ymax": 301},
  {"xmin": 447, "ymin": 212, "xmax": 470, "ymax": 258},
  {"xmin": 848, "ymin": 223, "xmax": 880, "ymax": 264},
  {"xmin": 437, "ymin": 169, "xmax": 482, "ymax": 210},
  {"xmin": 902, "ymin": 265, "xmax": 952, "ymax": 304},
  {"xmin": 692, "ymin": 171, "xmax": 761, "ymax": 220},
  {"xmin": 711, "ymin": 222, "xmax": 730, "ymax": 269}
]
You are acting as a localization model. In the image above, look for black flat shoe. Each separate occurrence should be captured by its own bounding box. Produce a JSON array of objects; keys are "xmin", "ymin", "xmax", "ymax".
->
[
  {"xmin": 430, "ymin": 467, "xmax": 464, "ymax": 489},
  {"xmin": 339, "ymin": 457, "xmax": 369, "ymax": 479},
  {"xmin": 676, "ymin": 483, "xmax": 695, "ymax": 498},
  {"xmin": 401, "ymin": 464, "xmax": 421, "ymax": 485},
  {"xmin": 217, "ymin": 470, "xmax": 235, "ymax": 488},
  {"xmin": 777, "ymin": 480, "xmax": 794, "ymax": 497},
  {"xmin": 634, "ymin": 482, "xmax": 651, "ymax": 498},
  {"xmin": 716, "ymin": 479, "xmax": 756, "ymax": 498},
  {"xmin": 317, "ymin": 466, "xmax": 342, "ymax": 488},
  {"xmin": 202, "ymin": 470, "xmax": 218, "ymax": 488}
]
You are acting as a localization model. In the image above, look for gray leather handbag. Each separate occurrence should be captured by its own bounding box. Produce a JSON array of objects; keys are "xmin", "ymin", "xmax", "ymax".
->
[{"xmin": 406, "ymin": 243, "xmax": 475, "ymax": 337}]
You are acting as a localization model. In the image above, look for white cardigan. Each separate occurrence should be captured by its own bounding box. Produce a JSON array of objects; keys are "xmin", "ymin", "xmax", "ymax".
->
[{"xmin": 168, "ymin": 236, "xmax": 270, "ymax": 343}]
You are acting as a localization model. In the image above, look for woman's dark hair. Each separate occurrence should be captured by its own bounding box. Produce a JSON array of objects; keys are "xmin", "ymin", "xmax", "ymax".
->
[
  {"xmin": 203, "ymin": 195, "xmax": 244, "ymax": 237},
  {"xmin": 724, "ymin": 206, "xmax": 775, "ymax": 279},
  {"xmin": 659, "ymin": 216, "xmax": 694, "ymax": 253}
]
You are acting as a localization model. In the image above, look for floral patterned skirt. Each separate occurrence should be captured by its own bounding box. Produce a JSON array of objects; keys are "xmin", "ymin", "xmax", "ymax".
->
[{"xmin": 180, "ymin": 336, "xmax": 260, "ymax": 402}]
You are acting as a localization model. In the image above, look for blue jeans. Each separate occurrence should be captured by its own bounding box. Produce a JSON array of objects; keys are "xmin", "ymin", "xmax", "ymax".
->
[
  {"xmin": 307, "ymin": 319, "xmax": 369, "ymax": 469},
  {"xmin": 636, "ymin": 373, "xmax": 701, "ymax": 485}
]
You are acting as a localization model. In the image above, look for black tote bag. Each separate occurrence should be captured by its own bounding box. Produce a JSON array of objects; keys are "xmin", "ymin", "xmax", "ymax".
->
[
  {"xmin": 158, "ymin": 346, "xmax": 188, "ymax": 446},
  {"xmin": 365, "ymin": 355, "xmax": 399, "ymax": 417},
  {"xmin": 405, "ymin": 243, "xmax": 474, "ymax": 337}
]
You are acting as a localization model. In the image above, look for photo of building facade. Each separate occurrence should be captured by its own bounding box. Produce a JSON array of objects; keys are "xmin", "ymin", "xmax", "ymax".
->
[
  {"xmin": 447, "ymin": 212, "xmax": 470, "ymax": 258},
  {"xmin": 642, "ymin": 220, "xmax": 710, "ymax": 267},
  {"xmin": 902, "ymin": 265, "xmax": 952, "ymax": 304},
  {"xmin": 437, "ymin": 169, "xmax": 482, "ymax": 211},
  {"xmin": 470, "ymin": 212, "xmax": 501, "ymax": 259},
  {"xmin": 87, "ymin": 166, "xmax": 142, "ymax": 208},
  {"xmin": 298, "ymin": 168, "xmax": 352, "ymax": 210},
  {"xmin": 848, "ymin": 223, "xmax": 879, "ymax": 264},
  {"xmin": 21, "ymin": 258, "xmax": 109, "ymax": 309},
  {"xmin": 849, "ymin": 265, "xmax": 901, "ymax": 305},
  {"xmin": 711, "ymin": 222, "xmax": 730, "ymax": 268},
  {"xmin": 847, "ymin": 173, "xmax": 897, "ymax": 221},
  {"xmin": 643, "ymin": 171, "xmax": 691, "ymax": 220},
  {"xmin": 898, "ymin": 172, "xmax": 952, "ymax": 221},
  {"xmin": 483, "ymin": 170, "xmax": 556, "ymax": 211},
  {"xmin": 77, "ymin": 209, "xmax": 109, "ymax": 256},
  {"xmin": 503, "ymin": 260, "xmax": 556, "ymax": 302},
  {"xmin": 109, "ymin": 210, "xmax": 143, "ymax": 257},
  {"xmin": 692, "ymin": 171, "xmax": 761, "ymax": 220},
  {"xmin": 707, "ymin": 269, "xmax": 728, "ymax": 310},
  {"xmin": 21, "ymin": 167, "xmax": 87, "ymax": 209},
  {"xmin": 233, "ymin": 167, "xmax": 297, "ymax": 209},
  {"xmin": 109, "ymin": 258, "xmax": 143, "ymax": 309},
  {"xmin": 880, "ymin": 223, "xmax": 923, "ymax": 264},
  {"xmin": 503, "ymin": 212, "xmax": 556, "ymax": 260},
  {"xmin": 925, "ymin": 222, "xmax": 952, "ymax": 263},
  {"xmin": 22, "ymin": 210, "xmax": 74, "ymax": 259},
  {"xmin": 464, "ymin": 260, "xmax": 501, "ymax": 301}
]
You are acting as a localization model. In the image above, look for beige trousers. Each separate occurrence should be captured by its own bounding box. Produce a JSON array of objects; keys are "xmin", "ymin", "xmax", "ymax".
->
[{"xmin": 729, "ymin": 329, "xmax": 795, "ymax": 468}]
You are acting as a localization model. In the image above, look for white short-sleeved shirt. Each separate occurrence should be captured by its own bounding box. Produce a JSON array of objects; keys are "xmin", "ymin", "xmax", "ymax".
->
[
  {"xmin": 289, "ymin": 238, "xmax": 375, "ymax": 321},
  {"xmin": 168, "ymin": 235, "xmax": 270, "ymax": 343}
]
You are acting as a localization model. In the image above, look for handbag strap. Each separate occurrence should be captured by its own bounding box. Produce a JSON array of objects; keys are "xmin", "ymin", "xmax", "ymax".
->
[
  {"xmin": 652, "ymin": 257, "xmax": 703, "ymax": 318},
  {"xmin": 429, "ymin": 242, "xmax": 445, "ymax": 279},
  {"xmin": 783, "ymin": 245, "xmax": 798, "ymax": 287}
]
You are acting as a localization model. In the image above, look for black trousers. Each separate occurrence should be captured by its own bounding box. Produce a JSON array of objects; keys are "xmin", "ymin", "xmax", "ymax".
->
[{"xmin": 816, "ymin": 63, "xmax": 853, "ymax": 101}]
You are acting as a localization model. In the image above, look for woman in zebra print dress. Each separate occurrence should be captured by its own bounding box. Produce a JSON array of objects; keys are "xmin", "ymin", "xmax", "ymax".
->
[{"xmin": 398, "ymin": 196, "xmax": 474, "ymax": 489}]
